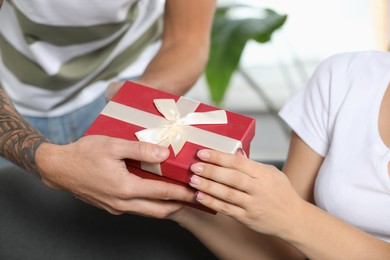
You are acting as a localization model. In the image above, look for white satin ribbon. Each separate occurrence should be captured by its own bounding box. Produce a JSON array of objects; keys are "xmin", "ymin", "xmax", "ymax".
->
[
  {"xmin": 135, "ymin": 99, "xmax": 228, "ymax": 155},
  {"xmin": 101, "ymin": 96, "xmax": 243, "ymax": 175}
]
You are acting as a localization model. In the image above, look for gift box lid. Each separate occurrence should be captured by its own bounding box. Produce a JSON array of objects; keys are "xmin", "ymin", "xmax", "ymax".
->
[{"xmin": 85, "ymin": 81, "xmax": 256, "ymax": 184}]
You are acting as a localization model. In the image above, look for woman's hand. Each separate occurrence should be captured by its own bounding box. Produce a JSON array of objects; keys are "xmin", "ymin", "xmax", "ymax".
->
[{"xmin": 188, "ymin": 149, "xmax": 305, "ymax": 237}]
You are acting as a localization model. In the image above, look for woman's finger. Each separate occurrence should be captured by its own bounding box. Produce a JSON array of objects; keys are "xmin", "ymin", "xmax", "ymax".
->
[
  {"xmin": 189, "ymin": 173, "xmax": 249, "ymax": 207},
  {"xmin": 190, "ymin": 162, "xmax": 253, "ymax": 192},
  {"xmin": 194, "ymin": 190, "xmax": 246, "ymax": 218},
  {"xmin": 196, "ymin": 149, "xmax": 261, "ymax": 178}
]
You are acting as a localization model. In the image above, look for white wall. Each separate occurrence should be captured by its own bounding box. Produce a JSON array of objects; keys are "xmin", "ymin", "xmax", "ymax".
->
[
  {"xmin": 188, "ymin": 0, "xmax": 384, "ymax": 105},
  {"xmin": 185, "ymin": 0, "xmax": 387, "ymax": 161}
]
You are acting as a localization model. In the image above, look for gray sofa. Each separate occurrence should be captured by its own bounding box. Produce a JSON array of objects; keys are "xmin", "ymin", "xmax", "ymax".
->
[{"xmin": 0, "ymin": 167, "xmax": 217, "ymax": 260}]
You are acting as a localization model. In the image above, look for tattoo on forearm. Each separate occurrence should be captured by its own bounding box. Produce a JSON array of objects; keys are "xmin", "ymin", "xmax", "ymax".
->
[{"xmin": 0, "ymin": 89, "xmax": 50, "ymax": 177}]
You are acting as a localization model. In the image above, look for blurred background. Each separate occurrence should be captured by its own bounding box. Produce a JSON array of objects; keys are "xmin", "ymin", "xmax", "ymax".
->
[{"xmin": 186, "ymin": 0, "xmax": 389, "ymax": 164}]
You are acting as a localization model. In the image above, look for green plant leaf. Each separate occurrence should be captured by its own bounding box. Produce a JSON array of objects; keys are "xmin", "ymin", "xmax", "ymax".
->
[{"xmin": 205, "ymin": 7, "xmax": 287, "ymax": 105}]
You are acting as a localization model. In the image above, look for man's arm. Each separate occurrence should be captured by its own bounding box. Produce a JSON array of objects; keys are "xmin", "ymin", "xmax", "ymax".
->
[
  {"xmin": 135, "ymin": 0, "xmax": 216, "ymax": 95},
  {"xmin": 105, "ymin": 0, "xmax": 216, "ymax": 100},
  {"xmin": 0, "ymin": 87, "xmax": 194, "ymax": 217},
  {"xmin": 0, "ymin": 88, "xmax": 49, "ymax": 177}
]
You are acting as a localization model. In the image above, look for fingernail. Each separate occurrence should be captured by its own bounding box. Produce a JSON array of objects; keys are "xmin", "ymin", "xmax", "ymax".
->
[
  {"xmin": 195, "ymin": 191, "xmax": 205, "ymax": 201},
  {"xmin": 189, "ymin": 175, "xmax": 201, "ymax": 185},
  {"xmin": 190, "ymin": 163, "xmax": 204, "ymax": 173},
  {"xmin": 237, "ymin": 148, "xmax": 247, "ymax": 158},
  {"xmin": 197, "ymin": 150, "xmax": 211, "ymax": 160},
  {"xmin": 153, "ymin": 147, "xmax": 169, "ymax": 160}
]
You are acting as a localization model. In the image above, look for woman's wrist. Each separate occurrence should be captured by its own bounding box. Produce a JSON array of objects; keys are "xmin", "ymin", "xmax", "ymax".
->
[
  {"xmin": 277, "ymin": 199, "xmax": 318, "ymax": 252},
  {"xmin": 167, "ymin": 206, "xmax": 207, "ymax": 229},
  {"xmin": 275, "ymin": 197, "xmax": 309, "ymax": 242}
]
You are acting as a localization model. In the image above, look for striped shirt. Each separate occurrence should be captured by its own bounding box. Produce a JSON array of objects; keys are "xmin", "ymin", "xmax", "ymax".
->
[{"xmin": 0, "ymin": 0, "xmax": 164, "ymax": 116}]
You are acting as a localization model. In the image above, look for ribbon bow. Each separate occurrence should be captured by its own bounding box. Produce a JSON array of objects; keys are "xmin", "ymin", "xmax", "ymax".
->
[{"xmin": 135, "ymin": 99, "xmax": 228, "ymax": 156}]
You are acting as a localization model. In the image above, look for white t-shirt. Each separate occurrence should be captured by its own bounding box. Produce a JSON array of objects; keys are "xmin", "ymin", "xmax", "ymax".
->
[{"xmin": 279, "ymin": 51, "xmax": 390, "ymax": 242}]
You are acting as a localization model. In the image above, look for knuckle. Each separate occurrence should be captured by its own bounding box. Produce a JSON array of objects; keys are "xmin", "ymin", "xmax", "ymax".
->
[
  {"xmin": 225, "ymin": 189, "xmax": 236, "ymax": 202},
  {"xmin": 110, "ymin": 200, "xmax": 128, "ymax": 213},
  {"xmin": 200, "ymin": 178, "xmax": 212, "ymax": 191},
  {"xmin": 98, "ymin": 138, "xmax": 121, "ymax": 156},
  {"xmin": 234, "ymin": 156, "xmax": 247, "ymax": 169},
  {"xmin": 107, "ymin": 144, "xmax": 119, "ymax": 157},
  {"xmin": 200, "ymin": 164, "xmax": 213, "ymax": 178},
  {"xmin": 265, "ymin": 164, "xmax": 278, "ymax": 172},
  {"xmin": 218, "ymin": 203, "xmax": 233, "ymax": 216},
  {"xmin": 246, "ymin": 212, "xmax": 260, "ymax": 225},
  {"xmin": 136, "ymin": 141, "xmax": 153, "ymax": 159},
  {"xmin": 246, "ymin": 179, "xmax": 256, "ymax": 191},
  {"xmin": 137, "ymin": 141, "xmax": 149, "ymax": 154},
  {"xmin": 151, "ymin": 182, "xmax": 172, "ymax": 201},
  {"xmin": 158, "ymin": 186, "xmax": 171, "ymax": 201},
  {"xmin": 116, "ymin": 184, "xmax": 135, "ymax": 200},
  {"xmin": 76, "ymin": 138, "xmax": 95, "ymax": 154},
  {"xmin": 210, "ymin": 150, "xmax": 221, "ymax": 161},
  {"xmin": 230, "ymin": 173, "xmax": 243, "ymax": 186}
]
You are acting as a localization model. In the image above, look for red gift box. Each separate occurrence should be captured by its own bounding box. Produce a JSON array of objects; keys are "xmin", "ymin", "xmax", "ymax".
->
[{"xmin": 85, "ymin": 81, "xmax": 256, "ymax": 212}]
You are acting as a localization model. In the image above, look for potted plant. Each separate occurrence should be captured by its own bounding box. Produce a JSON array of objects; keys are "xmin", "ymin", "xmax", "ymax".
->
[{"xmin": 205, "ymin": 5, "xmax": 287, "ymax": 106}]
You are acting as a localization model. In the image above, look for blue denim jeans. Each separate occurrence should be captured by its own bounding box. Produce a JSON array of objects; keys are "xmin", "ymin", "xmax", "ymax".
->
[
  {"xmin": 0, "ymin": 94, "xmax": 107, "ymax": 169},
  {"xmin": 25, "ymin": 94, "xmax": 107, "ymax": 144}
]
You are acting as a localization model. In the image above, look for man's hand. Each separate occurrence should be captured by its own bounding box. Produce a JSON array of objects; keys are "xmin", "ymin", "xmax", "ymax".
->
[
  {"xmin": 105, "ymin": 82, "xmax": 123, "ymax": 101},
  {"xmin": 36, "ymin": 135, "xmax": 195, "ymax": 218}
]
